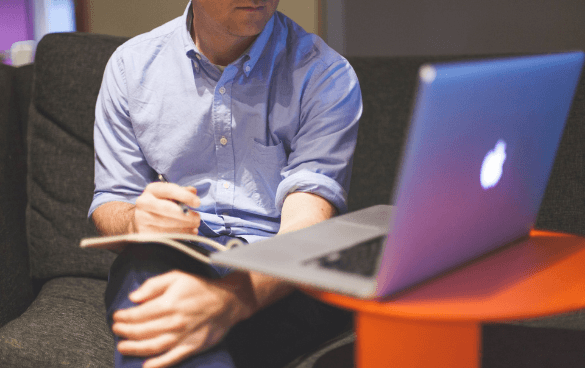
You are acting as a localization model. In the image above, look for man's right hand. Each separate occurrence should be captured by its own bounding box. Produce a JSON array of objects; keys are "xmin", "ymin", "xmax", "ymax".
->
[
  {"xmin": 132, "ymin": 182, "xmax": 201, "ymax": 234},
  {"xmin": 92, "ymin": 183, "xmax": 201, "ymax": 236}
]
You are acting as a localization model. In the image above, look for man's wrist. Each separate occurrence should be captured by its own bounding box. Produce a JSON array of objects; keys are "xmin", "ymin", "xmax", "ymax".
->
[
  {"xmin": 218, "ymin": 270, "xmax": 295, "ymax": 324},
  {"xmin": 92, "ymin": 201, "xmax": 136, "ymax": 236},
  {"xmin": 220, "ymin": 272, "xmax": 258, "ymax": 323}
]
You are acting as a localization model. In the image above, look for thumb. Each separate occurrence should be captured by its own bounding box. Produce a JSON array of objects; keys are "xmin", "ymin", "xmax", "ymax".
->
[{"xmin": 129, "ymin": 271, "xmax": 179, "ymax": 303}]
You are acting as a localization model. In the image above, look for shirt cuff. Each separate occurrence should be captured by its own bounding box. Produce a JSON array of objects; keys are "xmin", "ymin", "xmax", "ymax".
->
[
  {"xmin": 88, "ymin": 192, "xmax": 138, "ymax": 219},
  {"xmin": 275, "ymin": 169, "xmax": 348, "ymax": 215}
]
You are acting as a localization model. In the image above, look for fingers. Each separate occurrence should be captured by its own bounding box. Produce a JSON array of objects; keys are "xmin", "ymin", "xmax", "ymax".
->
[
  {"xmin": 137, "ymin": 185, "xmax": 198, "ymax": 219},
  {"xmin": 111, "ymin": 270, "xmax": 234, "ymax": 367},
  {"xmin": 113, "ymin": 272, "xmax": 197, "ymax": 324},
  {"xmin": 114, "ymin": 320, "xmax": 225, "ymax": 367},
  {"xmin": 133, "ymin": 209, "xmax": 201, "ymax": 234},
  {"xmin": 113, "ymin": 299, "xmax": 170, "ymax": 325},
  {"xmin": 113, "ymin": 314, "xmax": 188, "ymax": 341},
  {"xmin": 129, "ymin": 272, "xmax": 178, "ymax": 303},
  {"xmin": 114, "ymin": 275, "xmax": 178, "ymax": 324},
  {"xmin": 121, "ymin": 327, "xmax": 225, "ymax": 368},
  {"xmin": 134, "ymin": 185, "xmax": 201, "ymax": 233},
  {"xmin": 145, "ymin": 182, "xmax": 200, "ymax": 209},
  {"xmin": 117, "ymin": 331, "xmax": 181, "ymax": 357}
]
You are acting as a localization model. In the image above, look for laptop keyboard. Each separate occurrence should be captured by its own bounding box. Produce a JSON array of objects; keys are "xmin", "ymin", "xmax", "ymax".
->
[{"xmin": 303, "ymin": 236, "xmax": 386, "ymax": 277}]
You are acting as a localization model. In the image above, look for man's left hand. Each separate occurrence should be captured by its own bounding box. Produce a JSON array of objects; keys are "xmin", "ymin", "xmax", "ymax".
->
[{"xmin": 111, "ymin": 270, "xmax": 256, "ymax": 368}]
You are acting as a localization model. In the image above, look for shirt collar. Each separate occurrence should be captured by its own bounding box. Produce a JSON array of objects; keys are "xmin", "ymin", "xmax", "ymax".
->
[
  {"xmin": 241, "ymin": 14, "xmax": 275, "ymax": 77},
  {"xmin": 181, "ymin": 2, "xmax": 197, "ymax": 57},
  {"xmin": 180, "ymin": 1, "xmax": 275, "ymax": 77}
]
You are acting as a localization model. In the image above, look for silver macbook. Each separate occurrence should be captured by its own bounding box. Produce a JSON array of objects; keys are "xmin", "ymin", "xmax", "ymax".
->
[{"xmin": 211, "ymin": 52, "xmax": 584, "ymax": 299}]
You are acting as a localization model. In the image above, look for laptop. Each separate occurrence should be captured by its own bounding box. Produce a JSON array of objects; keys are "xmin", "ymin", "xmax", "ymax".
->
[{"xmin": 211, "ymin": 52, "xmax": 585, "ymax": 299}]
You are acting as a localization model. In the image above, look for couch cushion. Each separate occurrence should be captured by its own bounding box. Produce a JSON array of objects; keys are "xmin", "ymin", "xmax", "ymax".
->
[
  {"xmin": 27, "ymin": 33, "xmax": 128, "ymax": 280},
  {"xmin": 0, "ymin": 277, "xmax": 114, "ymax": 367},
  {"xmin": 0, "ymin": 63, "xmax": 34, "ymax": 328}
]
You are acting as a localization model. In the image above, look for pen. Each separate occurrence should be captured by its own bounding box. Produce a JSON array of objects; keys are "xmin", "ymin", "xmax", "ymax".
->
[{"xmin": 158, "ymin": 174, "xmax": 190, "ymax": 215}]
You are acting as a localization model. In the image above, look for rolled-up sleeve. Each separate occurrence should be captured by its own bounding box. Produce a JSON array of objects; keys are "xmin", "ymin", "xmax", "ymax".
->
[
  {"xmin": 275, "ymin": 59, "xmax": 363, "ymax": 214},
  {"xmin": 89, "ymin": 50, "xmax": 156, "ymax": 218}
]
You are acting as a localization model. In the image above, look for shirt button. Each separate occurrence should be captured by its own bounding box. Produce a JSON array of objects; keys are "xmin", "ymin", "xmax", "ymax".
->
[
  {"xmin": 245, "ymin": 65, "xmax": 251, "ymax": 73},
  {"xmin": 223, "ymin": 182, "xmax": 230, "ymax": 189},
  {"xmin": 219, "ymin": 86, "xmax": 226, "ymax": 95},
  {"xmin": 222, "ymin": 212, "xmax": 229, "ymax": 216},
  {"xmin": 220, "ymin": 136, "xmax": 228, "ymax": 146},
  {"xmin": 196, "ymin": 54, "xmax": 202, "ymax": 60}
]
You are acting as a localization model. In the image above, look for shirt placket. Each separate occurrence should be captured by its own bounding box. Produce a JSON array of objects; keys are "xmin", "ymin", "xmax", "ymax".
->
[{"xmin": 213, "ymin": 68, "xmax": 237, "ymax": 234}]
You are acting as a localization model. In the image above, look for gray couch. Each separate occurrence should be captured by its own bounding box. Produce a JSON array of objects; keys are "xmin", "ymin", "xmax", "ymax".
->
[{"xmin": 0, "ymin": 32, "xmax": 584, "ymax": 368}]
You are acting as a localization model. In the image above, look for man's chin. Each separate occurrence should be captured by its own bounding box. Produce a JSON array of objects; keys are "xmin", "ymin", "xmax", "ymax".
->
[
  {"xmin": 228, "ymin": 27, "xmax": 265, "ymax": 38},
  {"xmin": 227, "ymin": 17, "xmax": 272, "ymax": 37}
]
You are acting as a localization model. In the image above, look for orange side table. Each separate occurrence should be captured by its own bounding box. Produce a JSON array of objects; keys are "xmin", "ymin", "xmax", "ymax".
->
[{"xmin": 306, "ymin": 230, "xmax": 585, "ymax": 368}]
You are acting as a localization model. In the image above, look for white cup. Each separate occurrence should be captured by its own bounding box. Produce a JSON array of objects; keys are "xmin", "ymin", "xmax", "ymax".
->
[{"xmin": 11, "ymin": 41, "xmax": 36, "ymax": 67}]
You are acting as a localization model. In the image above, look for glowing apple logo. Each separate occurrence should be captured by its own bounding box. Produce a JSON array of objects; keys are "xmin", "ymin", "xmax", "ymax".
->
[{"xmin": 480, "ymin": 140, "xmax": 507, "ymax": 190}]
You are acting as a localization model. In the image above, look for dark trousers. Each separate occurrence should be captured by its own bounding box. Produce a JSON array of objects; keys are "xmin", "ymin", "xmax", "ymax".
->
[{"xmin": 105, "ymin": 242, "xmax": 352, "ymax": 368}]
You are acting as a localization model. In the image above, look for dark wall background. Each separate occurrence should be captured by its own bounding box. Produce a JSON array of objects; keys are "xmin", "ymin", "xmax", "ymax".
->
[{"xmin": 342, "ymin": 0, "xmax": 585, "ymax": 56}]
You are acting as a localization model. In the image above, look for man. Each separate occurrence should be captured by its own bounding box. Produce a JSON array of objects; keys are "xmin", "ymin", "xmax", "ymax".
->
[{"xmin": 90, "ymin": 1, "xmax": 362, "ymax": 367}]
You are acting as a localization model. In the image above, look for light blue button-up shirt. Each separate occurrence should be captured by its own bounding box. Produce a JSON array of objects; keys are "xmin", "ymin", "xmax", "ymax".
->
[{"xmin": 90, "ymin": 3, "xmax": 362, "ymax": 243}]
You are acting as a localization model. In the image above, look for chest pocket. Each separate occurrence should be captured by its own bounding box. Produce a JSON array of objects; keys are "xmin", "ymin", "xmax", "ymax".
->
[{"xmin": 244, "ymin": 139, "xmax": 288, "ymax": 216}]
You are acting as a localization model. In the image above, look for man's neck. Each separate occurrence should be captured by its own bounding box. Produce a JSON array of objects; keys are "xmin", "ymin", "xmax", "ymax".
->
[{"xmin": 191, "ymin": 12, "xmax": 258, "ymax": 66}]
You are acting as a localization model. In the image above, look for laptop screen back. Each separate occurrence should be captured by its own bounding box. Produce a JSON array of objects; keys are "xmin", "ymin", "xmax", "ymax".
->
[{"xmin": 375, "ymin": 52, "xmax": 584, "ymax": 297}]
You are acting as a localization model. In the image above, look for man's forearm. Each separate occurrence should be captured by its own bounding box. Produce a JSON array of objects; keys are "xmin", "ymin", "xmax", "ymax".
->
[
  {"xmin": 92, "ymin": 201, "xmax": 136, "ymax": 236},
  {"xmin": 238, "ymin": 191, "xmax": 338, "ymax": 317},
  {"xmin": 278, "ymin": 192, "xmax": 337, "ymax": 235}
]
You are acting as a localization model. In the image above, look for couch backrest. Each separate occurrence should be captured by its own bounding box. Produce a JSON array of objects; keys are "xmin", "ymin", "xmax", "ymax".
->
[{"xmin": 27, "ymin": 33, "xmax": 127, "ymax": 280}]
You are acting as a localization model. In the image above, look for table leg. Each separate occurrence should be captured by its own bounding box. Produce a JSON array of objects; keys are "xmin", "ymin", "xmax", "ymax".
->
[{"xmin": 355, "ymin": 312, "xmax": 481, "ymax": 368}]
